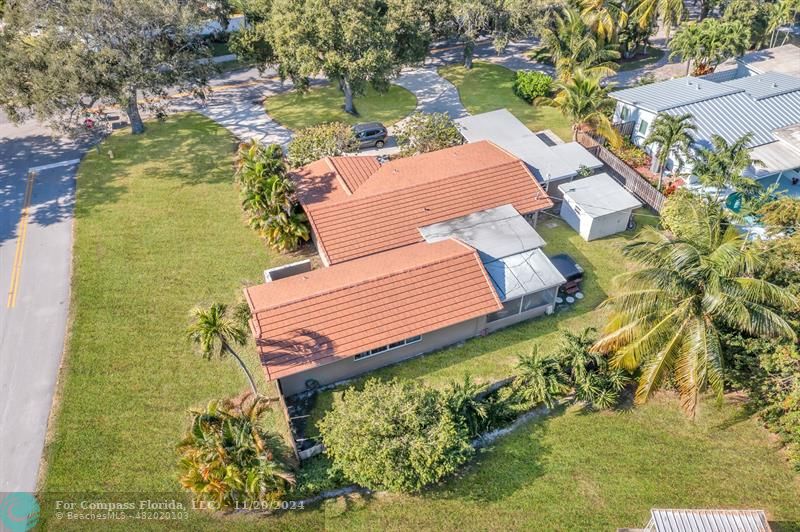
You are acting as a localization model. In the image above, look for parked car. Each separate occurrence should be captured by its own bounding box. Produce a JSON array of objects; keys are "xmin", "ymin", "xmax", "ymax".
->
[{"xmin": 353, "ymin": 122, "xmax": 388, "ymax": 149}]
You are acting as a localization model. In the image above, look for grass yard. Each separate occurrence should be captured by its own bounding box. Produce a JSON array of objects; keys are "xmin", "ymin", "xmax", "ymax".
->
[
  {"xmin": 264, "ymin": 83, "xmax": 417, "ymax": 131},
  {"xmin": 39, "ymin": 113, "xmax": 304, "ymax": 526},
  {"xmin": 439, "ymin": 62, "xmax": 573, "ymax": 141},
  {"xmin": 265, "ymin": 396, "xmax": 800, "ymax": 531},
  {"xmin": 617, "ymin": 47, "xmax": 665, "ymax": 72}
]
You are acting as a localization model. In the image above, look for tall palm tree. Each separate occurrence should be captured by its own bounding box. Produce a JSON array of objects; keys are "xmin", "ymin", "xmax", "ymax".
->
[
  {"xmin": 177, "ymin": 394, "xmax": 295, "ymax": 508},
  {"xmin": 592, "ymin": 210, "xmax": 798, "ymax": 417},
  {"xmin": 644, "ymin": 113, "xmax": 696, "ymax": 190},
  {"xmin": 694, "ymin": 133, "xmax": 762, "ymax": 198},
  {"xmin": 513, "ymin": 347, "xmax": 570, "ymax": 408},
  {"xmin": 538, "ymin": 71, "xmax": 622, "ymax": 147},
  {"xmin": 187, "ymin": 302, "xmax": 259, "ymax": 395},
  {"xmin": 534, "ymin": 7, "xmax": 620, "ymax": 81},
  {"xmin": 632, "ymin": 0, "xmax": 684, "ymax": 45}
]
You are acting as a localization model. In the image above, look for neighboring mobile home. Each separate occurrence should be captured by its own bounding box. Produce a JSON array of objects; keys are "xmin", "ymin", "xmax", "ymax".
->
[{"xmin": 244, "ymin": 142, "xmax": 565, "ymax": 396}]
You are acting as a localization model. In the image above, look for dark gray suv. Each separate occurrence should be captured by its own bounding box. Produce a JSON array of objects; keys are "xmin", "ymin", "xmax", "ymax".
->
[{"xmin": 353, "ymin": 122, "xmax": 388, "ymax": 149}]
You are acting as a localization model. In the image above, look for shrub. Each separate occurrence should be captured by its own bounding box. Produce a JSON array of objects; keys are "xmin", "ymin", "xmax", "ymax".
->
[
  {"xmin": 394, "ymin": 112, "xmax": 463, "ymax": 157},
  {"xmin": 661, "ymin": 189, "xmax": 721, "ymax": 241},
  {"xmin": 512, "ymin": 71, "xmax": 553, "ymax": 102},
  {"xmin": 287, "ymin": 122, "xmax": 358, "ymax": 167},
  {"xmin": 512, "ymin": 347, "xmax": 570, "ymax": 408},
  {"xmin": 610, "ymin": 138, "xmax": 650, "ymax": 168},
  {"xmin": 444, "ymin": 374, "xmax": 490, "ymax": 438},
  {"xmin": 556, "ymin": 328, "xmax": 630, "ymax": 410},
  {"xmin": 234, "ymin": 140, "xmax": 309, "ymax": 252},
  {"xmin": 318, "ymin": 379, "xmax": 473, "ymax": 493},
  {"xmin": 177, "ymin": 394, "xmax": 296, "ymax": 509}
]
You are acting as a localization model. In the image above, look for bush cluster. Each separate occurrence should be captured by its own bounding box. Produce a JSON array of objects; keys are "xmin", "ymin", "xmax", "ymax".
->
[
  {"xmin": 512, "ymin": 70, "xmax": 553, "ymax": 102},
  {"xmin": 286, "ymin": 122, "xmax": 358, "ymax": 167},
  {"xmin": 319, "ymin": 329, "xmax": 631, "ymax": 494},
  {"xmin": 394, "ymin": 112, "xmax": 463, "ymax": 157}
]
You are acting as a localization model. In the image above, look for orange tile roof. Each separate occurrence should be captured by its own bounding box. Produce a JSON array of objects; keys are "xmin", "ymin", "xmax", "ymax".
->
[
  {"xmin": 353, "ymin": 141, "xmax": 520, "ymax": 197},
  {"xmin": 306, "ymin": 159, "xmax": 552, "ymax": 264},
  {"xmin": 244, "ymin": 239, "xmax": 502, "ymax": 381},
  {"xmin": 292, "ymin": 156, "xmax": 380, "ymax": 205},
  {"xmin": 328, "ymin": 156, "xmax": 380, "ymax": 192}
]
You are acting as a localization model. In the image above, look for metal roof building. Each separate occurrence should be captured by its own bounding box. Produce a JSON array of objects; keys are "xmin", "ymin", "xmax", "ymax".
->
[
  {"xmin": 644, "ymin": 509, "xmax": 771, "ymax": 532},
  {"xmin": 455, "ymin": 109, "xmax": 603, "ymax": 183}
]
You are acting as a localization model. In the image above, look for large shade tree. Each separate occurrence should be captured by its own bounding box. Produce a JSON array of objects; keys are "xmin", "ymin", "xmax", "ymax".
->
[
  {"xmin": 0, "ymin": 0, "xmax": 215, "ymax": 134},
  {"xmin": 593, "ymin": 201, "xmax": 798, "ymax": 417},
  {"xmin": 247, "ymin": 0, "xmax": 431, "ymax": 114}
]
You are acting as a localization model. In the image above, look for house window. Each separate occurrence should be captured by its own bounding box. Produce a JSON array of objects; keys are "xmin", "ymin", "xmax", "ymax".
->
[
  {"xmin": 620, "ymin": 106, "xmax": 630, "ymax": 121},
  {"xmin": 354, "ymin": 335, "xmax": 422, "ymax": 361},
  {"xmin": 486, "ymin": 297, "xmax": 522, "ymax": 323},
  {"xmin": 638, "ymin": 119, "xmax": 649, "ymax": 135}
]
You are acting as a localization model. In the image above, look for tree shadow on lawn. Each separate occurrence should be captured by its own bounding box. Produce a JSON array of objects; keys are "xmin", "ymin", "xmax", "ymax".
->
[{"xmin": 74, "ymin": 113, "xmax": 236, "ymax": 218}]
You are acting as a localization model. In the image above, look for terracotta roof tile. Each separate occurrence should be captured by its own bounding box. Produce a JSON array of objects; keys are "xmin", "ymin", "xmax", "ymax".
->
[
  {"xmin": 328, "ymin": 156, "xmax": 380, "ymax": 192},
  {"xmin": 307, "ymin": 159, "xmax": 552, "ymax": 264},
  {"xmin": 244, "ymin": 239, "xmax": 502, "ymax": 381}
]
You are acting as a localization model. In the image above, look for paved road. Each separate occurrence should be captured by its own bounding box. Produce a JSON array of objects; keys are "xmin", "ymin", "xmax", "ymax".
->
[{"xmin": 0, "ymin": 116, "xmax": 87, "ymax": 492}]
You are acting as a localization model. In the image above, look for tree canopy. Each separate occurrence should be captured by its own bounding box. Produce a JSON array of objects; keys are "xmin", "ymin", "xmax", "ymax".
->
[
  {"xmin": 669, "ymin": 18, "xmax": 750, "ymax": 76},
  {"xmin": 0, "ymin": 0, "xmax": 215, "ymax": 134},
  {"xmin": 235, "ymin": 0, "xmax": 431, "ymax": 114}
]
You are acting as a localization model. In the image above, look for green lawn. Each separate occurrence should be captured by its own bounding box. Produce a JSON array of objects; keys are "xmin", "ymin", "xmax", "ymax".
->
[
  {"xmin": 439, "ymin": 62, "xmax": 573, "ymax": 141},
  {"xmin": 264, "ymin": 83, "xmax": 417, "ymax": 131},
  {"xmin": 40, "ymin": 113, "xmax": 300, "ymax": 508},
  {"xmin": 617, "ymin": 47, "xmax": 665, "ymax": 72},
  {"xmin": 265, "ymin": 396, "xmax": 800, "ymax": 531}
]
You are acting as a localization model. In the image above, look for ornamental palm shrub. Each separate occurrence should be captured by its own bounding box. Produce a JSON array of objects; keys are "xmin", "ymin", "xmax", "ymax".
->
[
  {"xmin": 318, "ymin": 379, "xmax": 473, "ymax": 493},
  {"xmin": 592, "ymin": 207, "xmax": 798, "ymax": 417},
  {"xmin": 177, "ymin": 394, "xmax": 296, "ymax": 509},
  {"xmin": 444, "ymin": 374, "xmax": 490, "ymax": 439},
  {"xmin": 555, "ymin": 328, "xmax": 630, "ymax": 410},
  {"xmin": 644, "ymin": 113, "xmax": 696, "ymax": 190},
  {"xmin": 512, "ymin": 346, "xmax": 570, "ymax": 408},
  {"xmin": 234, "ymin": 140, "xmax": 310, "ymax": 252}
]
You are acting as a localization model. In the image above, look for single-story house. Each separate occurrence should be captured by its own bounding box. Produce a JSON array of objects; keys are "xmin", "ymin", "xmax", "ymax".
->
[
  {"xmin": 609, "ymin": 45, "xmax": 800, "ymax": 196},
  {"xmin": 244, "ymin": 142, "xmax": 566, "ymax": 396},
  {"xmin": 707, "ymin": 44, "xmax": 800, "ymax": 82},
  {"xmin": 558, "ymin": 173, "xmax": 642, "ymax": 241},
  {"xmin": 454, "ymin": 109, "xmax": 603, "ymax": 195},
  {"xmin": 636, "ymin": 509, "xmax": 770, "ymax": 532}
]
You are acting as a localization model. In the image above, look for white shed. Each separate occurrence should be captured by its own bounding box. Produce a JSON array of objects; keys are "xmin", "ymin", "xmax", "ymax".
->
[{"xmin": 557, "ymin": 173, "xmax": 642, "ymax": 241}]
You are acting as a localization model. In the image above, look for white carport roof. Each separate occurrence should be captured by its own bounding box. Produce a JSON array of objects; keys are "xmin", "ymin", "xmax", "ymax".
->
[
  {"xmin": 647, "ymin": 509, "xmax": 771, "ymax": 532},
  {"xmin": 455, "ymin": 109, "xmax": 603, "ymax": 182},
  {"xmin": 557, "ymin": 173, "xmax": 642, "ymax": 218}
]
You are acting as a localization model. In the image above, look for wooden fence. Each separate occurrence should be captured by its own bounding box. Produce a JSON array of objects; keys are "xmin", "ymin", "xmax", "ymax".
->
[{"xmin": 576, "ymin": 132, "xmax": 667, "ymax": 213}]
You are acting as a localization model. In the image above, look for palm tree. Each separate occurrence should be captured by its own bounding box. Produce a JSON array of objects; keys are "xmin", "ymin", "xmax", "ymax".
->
[
  {"xmin": 592, "ymin": 210, "xmax": 798, "ymax": 417},
  {"xmin": 444, "ymin": 374, "xmax": 489, "ymax": 438},
  {"xmin": 580, "ymin": 0, "xmax": 627, "ymax": 43},
  {"xmin": 538, "ymin": 71, "xmax": 622, "ymax": 147},
  {"xmin": 534, "ymin": 7, "xmax": 620, "ymax": 81},
  {"xmin": 694, "ymin": 133, "xmax": 762, "ymax": 198},
  {"xmin": 632, "ymin": 0, "xmax": 684, "ymax": 45},
  {"xmin": 187, "ymin": 302, "xmax": 259, "ymax": 395},
  {"xmin": 668, "ymin": 22, "xmax": 702, "ymax": 75},
  {"xmin": 670, "ymin": 19, "xmax": 750, "ymax": 76},
  {"xmin": 644, "ymin": 113, "xmax": 696, "ymax": 190},
  {"xmin": 177, "ymin": 393, "xmax": 296, "ymax": 508},
  {"xmin": 513, "ymin": 346, "xmax": 570, "ymax": 408},
  {"xmin": 767, "ymin": 0, "xmax": 800, "ymax": 48}
]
